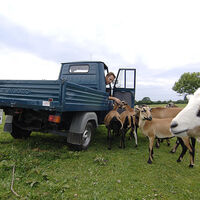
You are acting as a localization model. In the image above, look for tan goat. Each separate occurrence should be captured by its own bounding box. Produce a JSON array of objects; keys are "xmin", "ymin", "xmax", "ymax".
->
[
  {"xmin": 134, "ymin": 106, "xmax": 182, "ymax": 148},
  {"xmin": 151, "ymin": 107, "xmax": 182, "ymax": 150},
  {"xmin": 120, "ymin": 101, "xmax": 137, "ymax": 147},
  {"xmin": 151, "ymin": 107, "xmax": 182, "ymax": 118},
  {"xmin": 104, "ymin": 103, "xmax": 123, "ymax": 150},
  {"xmin": 137, "ymin": 106, "xmax": 195, "ymax": 167}
]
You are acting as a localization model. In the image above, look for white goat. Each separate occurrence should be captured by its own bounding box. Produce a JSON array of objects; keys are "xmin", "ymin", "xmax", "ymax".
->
[
  {"xmin": 170, "ymin": 88, "xmax": 200, "ymax": 137},
  {"xmin": 169, "ymin": 88, "xmax": 200, "ymax": 167}
]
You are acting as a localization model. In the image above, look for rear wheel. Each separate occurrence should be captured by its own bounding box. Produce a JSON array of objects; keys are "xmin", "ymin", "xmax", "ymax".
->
[
  {"xmin": 10, "ymin": 123, "xmax": 31, "ymax": 139},
  {"xmin": 69, "ymin": 122, "xmax": 95, "ymax": 151}
]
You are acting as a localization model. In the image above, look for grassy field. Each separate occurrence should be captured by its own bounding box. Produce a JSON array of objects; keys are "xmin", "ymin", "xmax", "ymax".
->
[{"xmin": 0, "ymin": 104, "xmax": 200, "ymax": 200}]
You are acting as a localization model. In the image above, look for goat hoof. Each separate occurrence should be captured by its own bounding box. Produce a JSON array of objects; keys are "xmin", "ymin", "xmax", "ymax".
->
[
  {"xmin": 108, "ymin": 147, "xmax": 111, "ymax": 150},
  {"xmin": 177, "ymin": 158, "xmax": 181, "ymax": 163},
  {"xmin": 189, "ymin": 164, "xmax": 194, "ymax": 168},
  {"xmin": 147, "ymin": 159, "xmax": 152, "ymax": 164},
  {"xmin": 135, "ymin": 145, "xmax": 138, "ymax": 148},
  {"xmin": 170, "ymin": 150, "xmax": 175, "ymax": 154}
]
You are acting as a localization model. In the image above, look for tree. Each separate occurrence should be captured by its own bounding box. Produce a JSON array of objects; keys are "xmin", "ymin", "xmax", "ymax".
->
[
  {"xmin": 141, "ymin": 97, "xmax": 152, "ymax": 104},
  {"xmin": 172, "ymin": 72, "xmax": 200, "ymax": 95}
]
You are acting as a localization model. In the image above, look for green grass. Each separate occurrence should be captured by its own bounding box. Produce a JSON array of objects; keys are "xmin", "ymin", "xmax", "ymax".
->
[
  {"xmin": 149, "ymin": 104, "xmax": 186, "ymax": 108},
  {"xmin": 1, "ymin": 105, "xmax": 200, "ymax": 199}
]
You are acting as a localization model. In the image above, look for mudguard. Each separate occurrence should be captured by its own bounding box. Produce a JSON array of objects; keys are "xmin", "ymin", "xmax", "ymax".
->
[{"xmin": 67, "ymin": 112, "xmax": 98, "ymax": 145}]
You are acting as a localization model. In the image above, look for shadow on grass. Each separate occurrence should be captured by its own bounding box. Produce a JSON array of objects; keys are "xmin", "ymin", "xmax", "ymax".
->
[
  {"xmin": 91, "ymin": 126, "xmax": 149, "ymax": 152},
  {"xmin": 1, "ymin": 126, "xmax": 149, "ymax": 155}
]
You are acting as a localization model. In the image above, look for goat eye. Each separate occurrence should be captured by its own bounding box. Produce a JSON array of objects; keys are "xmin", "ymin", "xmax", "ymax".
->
[{"xmin": 197, "ymin": 109, "xmax": 200, "ymax": 117}]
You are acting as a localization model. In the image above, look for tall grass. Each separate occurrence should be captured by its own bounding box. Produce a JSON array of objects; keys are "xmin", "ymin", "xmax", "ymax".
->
[{"xmin": 0, "ymin": 105, "xmax": 200, "ymax": 199}]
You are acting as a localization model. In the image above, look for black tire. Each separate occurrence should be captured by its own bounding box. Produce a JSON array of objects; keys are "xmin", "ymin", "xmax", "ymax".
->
[
  {"xmin": 10, "ymin": 123, "xmax": 31, "ymax": 139},
  {"xmin": 69, "ymin": 122, "xmax": 95, "ymax": 151}
]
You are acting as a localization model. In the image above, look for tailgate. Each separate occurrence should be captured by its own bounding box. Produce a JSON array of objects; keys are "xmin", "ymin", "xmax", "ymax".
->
[{"xmin": 0, "ymin": 80, "xmax": 62, "ymax": 110}]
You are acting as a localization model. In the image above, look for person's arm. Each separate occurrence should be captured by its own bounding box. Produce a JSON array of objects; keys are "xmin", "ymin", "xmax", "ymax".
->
[{"xmin": 109, "ymin": 96, "xmax": 121, "ymax": 104}]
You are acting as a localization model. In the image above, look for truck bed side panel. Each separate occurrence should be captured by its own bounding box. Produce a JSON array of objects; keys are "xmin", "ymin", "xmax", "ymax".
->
[
  {"xmin": 0, "ymin": 80, "xmax": 61, "ymax": 110},
  {"xmin": 62, "ymin": 82, "xmax": 109, "ymax": 111}
]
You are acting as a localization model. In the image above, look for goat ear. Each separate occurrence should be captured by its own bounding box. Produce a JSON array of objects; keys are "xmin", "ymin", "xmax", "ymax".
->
[
  {"xmin": 134, "ymin": 107, "xmax": 140, "ymax": 112},
  {"xmin": 150, "ymin": 108, "xmax": 152, "ymax": 112}
]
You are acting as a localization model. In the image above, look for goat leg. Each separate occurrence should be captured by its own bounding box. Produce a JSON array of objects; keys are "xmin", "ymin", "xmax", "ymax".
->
[
  {"xmin": 147, "ymin": 136, "xmax": 154, "ymax": 164},
  {"xmin": 166, "ymin": 138, "xmax": 170, "ymax": 146},
  {"xmin": 133, "ymin": 127, "xmax": 138, "ymax": 147},
  {"xmin": 129, "ymin": 130, "xmax": 134, "ymax": 140},
  {"xmin": 119, "ymin": 129, "xmax": 125, "ymax": 149},
  {"xmin": 155, "ymin": 138, "xmax": 160, "ymax": 148},
  {"xmin": 177, "ymin": 137, "xmax": 187, "ymax": 162},
  {"xmin": 170, "ymin": 138, "xmax": 180, "ymax": 153},
  {"xmin": 107, "ymin": 128, "xmax": 112, "ymax": 150},
  {"xmin": 182, "ymin": 137, "xmax": 195, "ymax": 168}
]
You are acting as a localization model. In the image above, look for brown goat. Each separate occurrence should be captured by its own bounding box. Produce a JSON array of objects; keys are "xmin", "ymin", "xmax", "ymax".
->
[
  {"xmin": 104, "ymin": 103, "xmax": 123, "ymax": 150},
  {"xmin": 120, "ymin": 101, "xmax": 137, "ymax": 147}
]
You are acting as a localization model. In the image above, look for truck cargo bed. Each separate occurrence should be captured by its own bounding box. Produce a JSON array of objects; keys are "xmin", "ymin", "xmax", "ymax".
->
[{"xmin": 0, "ymin": 80, "xmax": 109, "ymax": 112}]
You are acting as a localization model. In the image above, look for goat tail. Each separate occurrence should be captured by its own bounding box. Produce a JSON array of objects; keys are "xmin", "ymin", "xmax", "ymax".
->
[{"xmin": 117, "ymin": 116, "xmax": 123, "ymax": 129}]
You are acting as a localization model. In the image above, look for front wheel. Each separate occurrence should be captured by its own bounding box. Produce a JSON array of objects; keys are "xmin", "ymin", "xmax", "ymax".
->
[{"xmin": 69, "ymin": 122, "xmax": 95, "ymax": 151}]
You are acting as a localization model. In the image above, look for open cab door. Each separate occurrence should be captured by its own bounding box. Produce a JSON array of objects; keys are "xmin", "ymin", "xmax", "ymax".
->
[{"xmin": 113, "ymin": 68, "xmax": 136, "ymax": 108}]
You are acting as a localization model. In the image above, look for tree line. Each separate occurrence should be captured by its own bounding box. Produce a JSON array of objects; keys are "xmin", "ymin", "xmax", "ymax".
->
[
  {"xmin": 137, "ymin": 72, "xmax": 200, "ymax": 105},
  {"xmin": 136, "ymin": 98, "xmax": 186, "ymax": 105}
]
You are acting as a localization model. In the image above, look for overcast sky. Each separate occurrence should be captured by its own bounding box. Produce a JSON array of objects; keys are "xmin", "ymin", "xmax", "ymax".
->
[{"xmin": 0, "ymin": 0, "xmax": 200, "ymax": 101}]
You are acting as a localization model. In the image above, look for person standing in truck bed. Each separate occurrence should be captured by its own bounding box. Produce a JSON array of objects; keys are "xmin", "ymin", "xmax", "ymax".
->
[{"xmin": 105, "ymin": 72, "xmax": 121, "ymax": 104}]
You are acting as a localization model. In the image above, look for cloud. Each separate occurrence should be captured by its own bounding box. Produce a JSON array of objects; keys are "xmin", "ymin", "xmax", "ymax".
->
[
  {"xmin": 1, "ymin": 0, "xmax": 200, "ymax": 70},
  {"xmin": 0, "ymin": 15, "xmax": 88, "ymax": 62},
  {"xmin": 0, "ymin": 14, "xmax": 127, "ymax": 70},
  {"xmin": 0, "ymin": 46, "xmax": 60, "ymax": 80},
  {"xmin": 0, "ymin": 0, "xmax": 200, "ymax": 101},
  {"xmin": 0, "ymin": 14, "xmax": 128, "ymax": 80}
]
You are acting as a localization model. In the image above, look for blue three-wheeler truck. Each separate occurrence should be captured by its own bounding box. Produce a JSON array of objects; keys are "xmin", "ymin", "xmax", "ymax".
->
[{"xmin": 0, "ymin": 61, "xmax": 136, "ymax": 150}]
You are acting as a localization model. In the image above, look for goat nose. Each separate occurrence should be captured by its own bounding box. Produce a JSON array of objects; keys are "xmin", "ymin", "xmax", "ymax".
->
[{"xmin": 170, "ymin": 121, "xmax": 178, "ymax": 129}]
